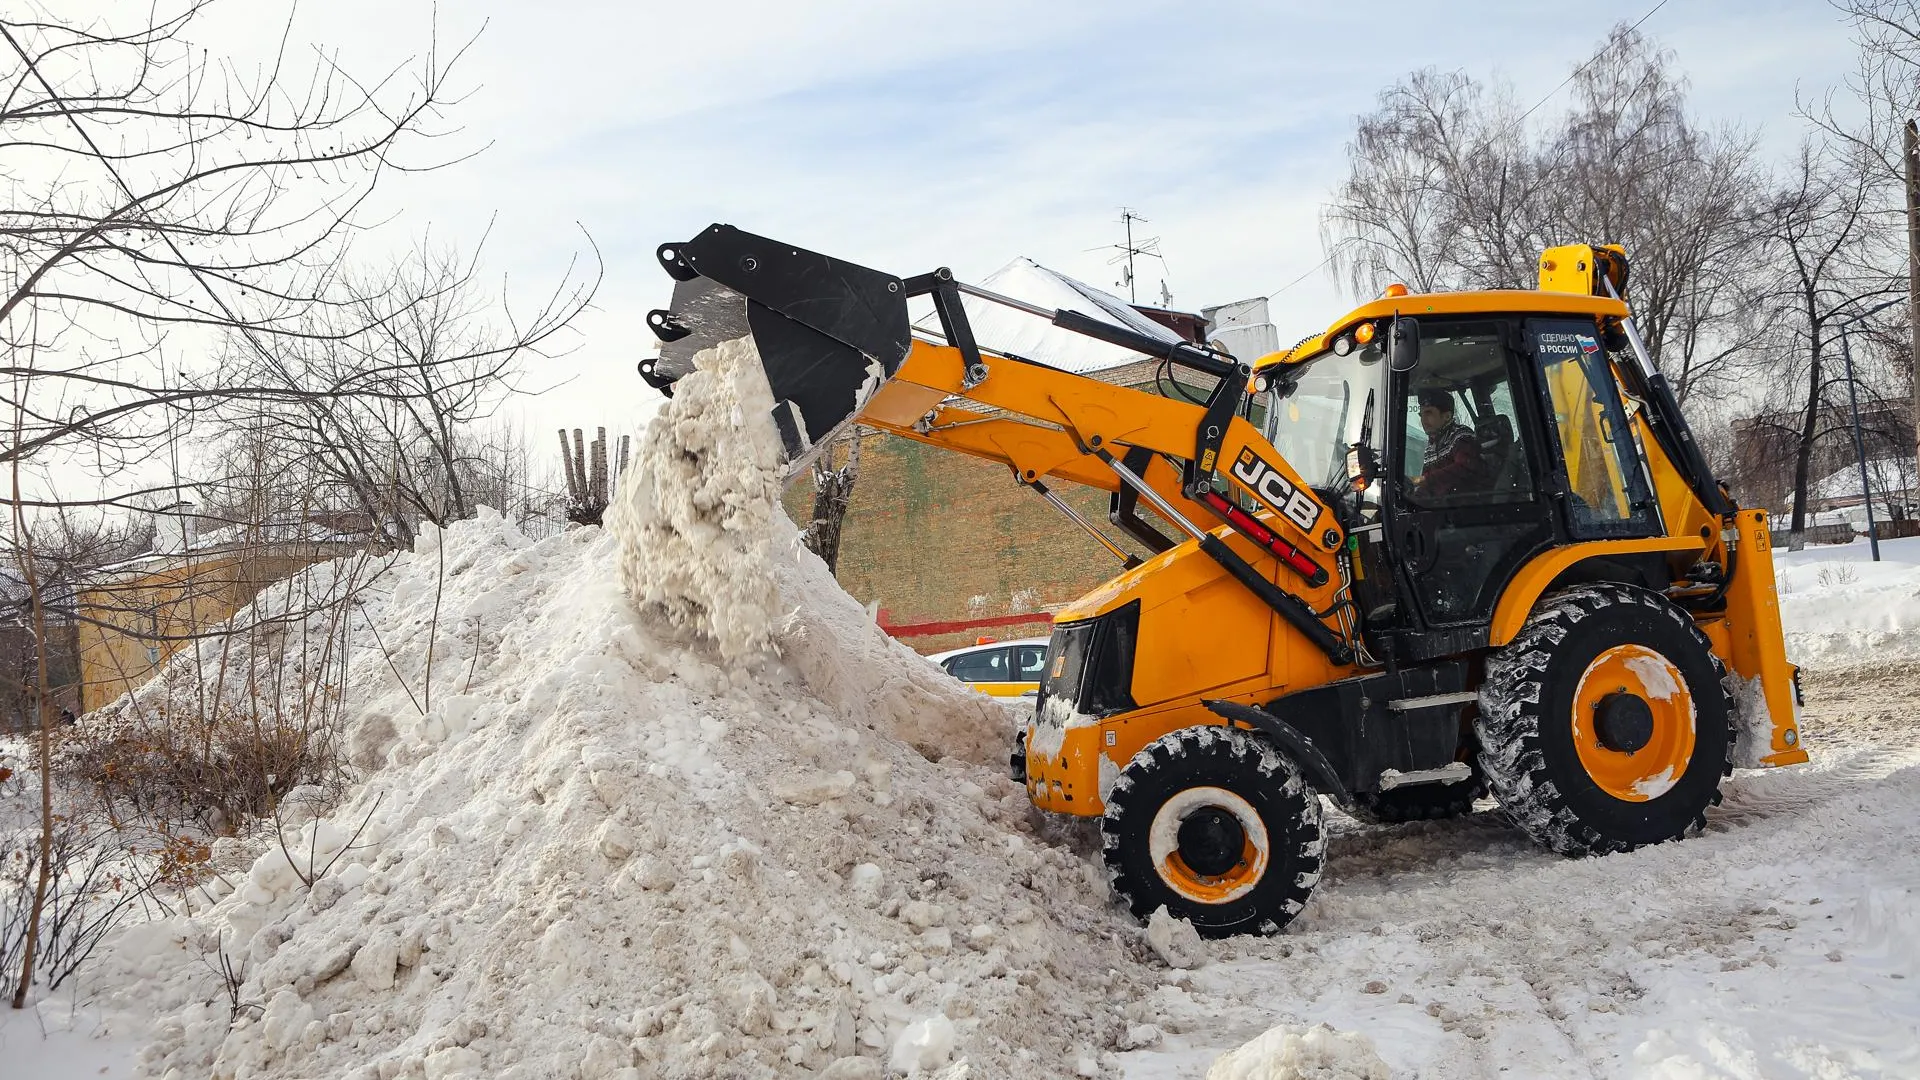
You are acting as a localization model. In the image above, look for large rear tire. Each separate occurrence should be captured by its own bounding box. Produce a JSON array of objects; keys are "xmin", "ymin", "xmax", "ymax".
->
[
  {"xmin": 1476, "ymin": 583, "xmax": 1734, "ymax": 857},
  {"xmin": 1102, "ymin": 726, "xmax": 1324, "ymax": 938}
]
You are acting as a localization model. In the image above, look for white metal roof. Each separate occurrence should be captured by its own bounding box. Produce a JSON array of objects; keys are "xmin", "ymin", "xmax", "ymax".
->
[
  {"xmin": 1813, "ymin": 457, "xmax": 1919, "ymax": 502},
  {"xmin": 924, "ymin": 636, "xmax": 1052, "ymax": 664}
]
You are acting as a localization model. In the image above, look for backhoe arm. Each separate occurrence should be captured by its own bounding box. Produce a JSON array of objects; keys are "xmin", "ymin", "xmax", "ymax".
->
[{"xmin": 644, "ymin": 224, "xmax": 1354, "ymax": 664}]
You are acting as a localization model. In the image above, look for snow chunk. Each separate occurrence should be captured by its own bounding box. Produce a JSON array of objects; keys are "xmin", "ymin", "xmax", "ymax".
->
[
  {"xmin": 349, "ymin": 930, "xmax": 400, "ymax": 991},
  {"xmin": 1624, "ymin": 652, "xmax": 1685, "ymax": 702},
  {"xmin": 890, "ymin": 1013, "xmax": 957, "ymax": 1074},
  {"xmin": 1728, "ymin": 673, "xmax": 1779, "ymax": 769},
  {"xmin": 820, "ymin": 1058, "xmax": 884, "ymax": 1080},
  {"xmin": 1632, "ymin": 765, "xmax": 1679, "ymax": 799},
  {"xmin": 1029, "ymin": 692, "xmax": 1096, "ymax": 761},
  {"xmin": 608, "ymin": 334, "xmax": 784, "ymax": 663},
  {"xmin": 1145, "ymin": 905, "xmax": 1208, "ymax": 969},
  {"xmin": 1206, "ymin": 1022, "xmax": 1392, "ymax": 1080},
  {"xmin": 773, "ymin": 769, "xmax": 857, "ymax": 806}
]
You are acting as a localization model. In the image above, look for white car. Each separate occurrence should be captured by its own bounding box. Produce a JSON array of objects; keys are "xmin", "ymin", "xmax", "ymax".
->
[{"xmin": 926, "ymin": 637, "xmax": 1051, "ymax": 699}]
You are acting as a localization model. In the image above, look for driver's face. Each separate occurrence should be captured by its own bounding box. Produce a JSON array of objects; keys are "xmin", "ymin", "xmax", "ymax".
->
[{"xmin": 1419, "ymin": 402, "xmax": 1451, "ymax": 435}]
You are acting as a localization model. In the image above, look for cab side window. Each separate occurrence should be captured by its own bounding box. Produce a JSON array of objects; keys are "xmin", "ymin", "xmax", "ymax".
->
[
  {"xmin": 1529, "ymin": 320, "xmax": 1657, "ymax": 538},
  {"xmin": 1399, "ymin": 324, "xmax": 1530, "ymax": 506},
  {"xmin": 1014, "ymin": 646, "xmax": 1047, "ymax": 681},
  {"xmin": 945, "ymin": 648, "xmax": 1011, "ymax": 683}
]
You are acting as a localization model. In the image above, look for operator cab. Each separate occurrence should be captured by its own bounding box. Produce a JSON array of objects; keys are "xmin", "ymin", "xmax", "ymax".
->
[{"xmin": 1258, "ymin": 305, "xmax": 1664, "ymax": 663}]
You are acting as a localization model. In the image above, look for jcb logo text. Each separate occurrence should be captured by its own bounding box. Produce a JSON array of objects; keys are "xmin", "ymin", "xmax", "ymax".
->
[{"xmin": 1229, "ymin": 448, "xmax": 1321, "ymax": 533}]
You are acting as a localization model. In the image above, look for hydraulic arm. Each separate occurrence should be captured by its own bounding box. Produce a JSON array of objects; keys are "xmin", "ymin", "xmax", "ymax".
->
[{"xmin": 643, "ymin": 225, "xmax": 1354, "ymax": 663}]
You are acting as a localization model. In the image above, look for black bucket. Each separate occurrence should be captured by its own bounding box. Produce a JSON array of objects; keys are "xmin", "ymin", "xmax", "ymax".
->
[{"xmin": 644, "ymin": 225, "xmax": 914, "ymax": 469}]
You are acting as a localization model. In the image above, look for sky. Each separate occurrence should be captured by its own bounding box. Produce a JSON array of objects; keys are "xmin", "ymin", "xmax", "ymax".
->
[{"xmin": 181, "ymin": 0, "xmax": 1866, "ymax": 447}]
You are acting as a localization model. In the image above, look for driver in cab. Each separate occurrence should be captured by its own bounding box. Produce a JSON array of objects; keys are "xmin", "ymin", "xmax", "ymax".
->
[{"xmin": 1413, "ymin": 388, "xmax": 1490, "ymax": 497}]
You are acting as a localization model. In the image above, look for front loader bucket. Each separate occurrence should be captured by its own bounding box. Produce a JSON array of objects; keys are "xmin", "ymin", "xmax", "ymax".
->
[{"xmin": 643, "ymin": 225, "xmax": 913, "ymax": 470}]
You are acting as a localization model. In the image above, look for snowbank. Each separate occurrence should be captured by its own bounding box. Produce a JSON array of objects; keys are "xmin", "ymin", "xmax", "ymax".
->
[
  {"xmin": 1204, "ymin": 1023, "xmax": 1390, "ymax": 1080},
  {"xmin": 1777, "ymin": 535, "xmax": 1920, "ymax": 667},
  {"xmin": 104, "ymin": 340, "xmax": 1154, "ymax": 1079}
]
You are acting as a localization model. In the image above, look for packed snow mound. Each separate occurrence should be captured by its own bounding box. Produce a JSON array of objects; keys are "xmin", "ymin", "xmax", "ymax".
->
[
  {"xmin": 107, "ymin": 339, "xmax": 1152, "ymax": 1079},
  {"xmin": 1775, "ymin": 547, "xmax": 1920, "ymax": 668},
  {"xmin": 1205, "ymin": 1023, "xmax": 1392, "ymax": 1080},
  {"xmin": 608, "ymin": 334, "xmax": 785, "ymax": 664}
]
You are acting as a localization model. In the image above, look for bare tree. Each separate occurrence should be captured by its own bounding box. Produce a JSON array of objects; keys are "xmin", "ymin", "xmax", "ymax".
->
[
  {"xmin": 1325, "ymin": 25, "xmax": 1766, "ymax": 402},
  {"xmin": 1325, "ymin": 68, "xmax": 1544, "ymax": 294},
  {"xmin": 0, "ymin": 0, "xmax": 498, "ymax": 1006},
  {"xmin": 214, "ymin": 242, "xmax": 595, "ymax": 547},
  {"xmin": 1822, "ymin": 1, "xmax": 1920, "ymax": 496},
  {"xmin": 802, "ymin": 429, "xmax": 863, "ymax": 575},
  {"xmin": 1822, "ymin": 1, "xmax": 1920, "ymax": 180},
  {"xmin": 1747, "ymin": 136, "xmax": 1904, "ymax": 542}
]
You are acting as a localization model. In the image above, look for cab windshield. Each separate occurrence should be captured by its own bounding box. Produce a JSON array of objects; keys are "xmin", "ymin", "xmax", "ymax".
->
[{"xmin": 1257, "ymin": 344, "xmax": 1384, "ymax": 493}]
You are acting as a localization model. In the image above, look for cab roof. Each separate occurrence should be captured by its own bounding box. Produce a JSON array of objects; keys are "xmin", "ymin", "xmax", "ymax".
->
[{"xmin": 1252, "ymin": 288, "xmax": 1632, "ymax": 372}]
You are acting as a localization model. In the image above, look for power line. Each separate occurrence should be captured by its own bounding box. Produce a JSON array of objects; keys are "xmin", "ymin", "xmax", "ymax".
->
[{"xmin": 1262, "ymin": 0, "xmax": 1673, "ymax": 302}]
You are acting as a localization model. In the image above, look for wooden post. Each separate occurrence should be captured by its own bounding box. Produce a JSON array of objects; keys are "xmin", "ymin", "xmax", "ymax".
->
[
  {"xmin": 560, "ymin": 427, "xmax": 619, "ymax": 526},
  {"xmin": 557, "ymin": 429, "xmax": 580, "ymax": 505}
]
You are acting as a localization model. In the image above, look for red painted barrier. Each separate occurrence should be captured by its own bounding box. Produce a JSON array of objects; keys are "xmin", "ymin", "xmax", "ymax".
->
[{"xmin": 876, "ymin": 609, "xmax": 1052, "ymax": 640}]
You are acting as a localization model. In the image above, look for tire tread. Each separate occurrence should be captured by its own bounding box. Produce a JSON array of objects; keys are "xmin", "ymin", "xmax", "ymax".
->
[{"xmin": 1477, "ymin": 583, "xmax": 1735, "ymax": 857}]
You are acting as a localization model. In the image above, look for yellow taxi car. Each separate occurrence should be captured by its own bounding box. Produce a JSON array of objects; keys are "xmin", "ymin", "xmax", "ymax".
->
[{"xmin": 926, "ymin": 637, "xmax": 1050, "ymax": 699}]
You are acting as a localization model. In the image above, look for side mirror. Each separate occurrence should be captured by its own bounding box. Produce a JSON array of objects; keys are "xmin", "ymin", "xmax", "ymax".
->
[
  {"xmin": 1388, "ymin": 316, "xmax": 1421, "ymax": 372},
  {"xmin": 1345, "ymin": 443, "xmax": 1379, "ymax": 491}
]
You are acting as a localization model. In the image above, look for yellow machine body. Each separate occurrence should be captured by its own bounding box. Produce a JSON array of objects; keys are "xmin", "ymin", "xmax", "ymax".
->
[
  {"xmin": 645, "ymin": 224, "xmax": 1809, "ymax": 937},
  {"xmin": 849, "ymin": 245, "xmax": 1806, "ymax": 816}
]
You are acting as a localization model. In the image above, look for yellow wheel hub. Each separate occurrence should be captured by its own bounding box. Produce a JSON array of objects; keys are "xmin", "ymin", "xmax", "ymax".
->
[
  {"xmin": 1571, "ymin": 644, "xmax": 1696, "ymax": 802},
  {"xmin": 1148, "ymin": 786, "xmax": 1269, "ymax": 903}
]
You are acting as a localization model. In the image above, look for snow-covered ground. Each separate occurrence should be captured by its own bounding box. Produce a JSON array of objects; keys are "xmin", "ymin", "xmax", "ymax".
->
[
  {"xmin": 5, "ymin": 413, "xmax": 1918, "ymax": 1080},
  {"xmin": 1115, "ymin": 659, "xmax": 1920, "ymax": 1078},
  {"xmin": 1776, "ymin": 534, "xmax": 1920, "ymax": 669}
]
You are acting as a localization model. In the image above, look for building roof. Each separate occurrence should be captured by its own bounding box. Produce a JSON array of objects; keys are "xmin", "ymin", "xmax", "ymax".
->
[
  {"xmin": 1813, "ymin": 457, "xmax": 1919, "ymax": 503},
  {"xmin": 915, "ymin": 258, "xmax": 1188, "ymax": 375}
]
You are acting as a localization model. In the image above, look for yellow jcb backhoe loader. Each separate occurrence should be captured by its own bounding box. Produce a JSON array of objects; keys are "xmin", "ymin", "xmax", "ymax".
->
[{"xmin": 642, "ymin": 226, "xmax": 1807, "ymax": 937}]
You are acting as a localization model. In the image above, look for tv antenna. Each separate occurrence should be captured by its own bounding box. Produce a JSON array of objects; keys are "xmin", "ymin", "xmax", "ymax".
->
[{"xmin": 1102, "ymin": 208, "xmax": 1167, "ymax": 304}]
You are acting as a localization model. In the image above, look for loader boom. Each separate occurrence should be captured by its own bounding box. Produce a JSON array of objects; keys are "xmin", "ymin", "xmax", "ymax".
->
[{"xmin": 645, "ymin": 225, "xmax": 1357, "ymax": 663}]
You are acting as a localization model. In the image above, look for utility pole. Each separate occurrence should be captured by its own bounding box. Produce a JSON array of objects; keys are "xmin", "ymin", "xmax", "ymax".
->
[{"xmin": 1907, "ymin": 120, "xmax": 1919, "ymax": 481}]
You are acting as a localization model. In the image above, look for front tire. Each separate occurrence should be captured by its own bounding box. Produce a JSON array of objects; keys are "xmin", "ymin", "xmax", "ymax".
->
[
  {"xmin": 1102, "ymin": 726, "xmax": 1324, "ymax": 938},
  {"xmin": 1476, "ymin": 583, "xmax": 1734, "ymax": 857}
]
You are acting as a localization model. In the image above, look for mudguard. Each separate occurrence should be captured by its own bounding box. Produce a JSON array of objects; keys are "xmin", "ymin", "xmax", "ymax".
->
[{"xmin": 1202, "ymin": 699, "xmax": 1355, "ymax": 811}]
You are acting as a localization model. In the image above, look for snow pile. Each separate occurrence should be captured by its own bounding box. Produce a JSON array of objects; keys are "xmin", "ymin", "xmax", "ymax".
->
[
  {"xmin": 1204, "ymin": 1023, "xmax": 1391, "ymax": 1080},
  {"xmin": 608, "ymin": 335, "xmax": 784, "ymax": 664},
  {"xmin": 100, "ymin": 339, "xmax": 1157, "ymax": 1079},
  {"xmin": 1776, "ymin": 537, "xmax": 1920, "ymax": 667}
]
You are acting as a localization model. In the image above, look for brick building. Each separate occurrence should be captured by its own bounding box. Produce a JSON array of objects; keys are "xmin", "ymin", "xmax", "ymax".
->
[
  {"xmin": 788, "ymin": 260, "xmax": 1275, "ymax": 651},
  {"xmin": 1728, "ymin": 400, "xmax": 1915, "ymax": 522}
]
